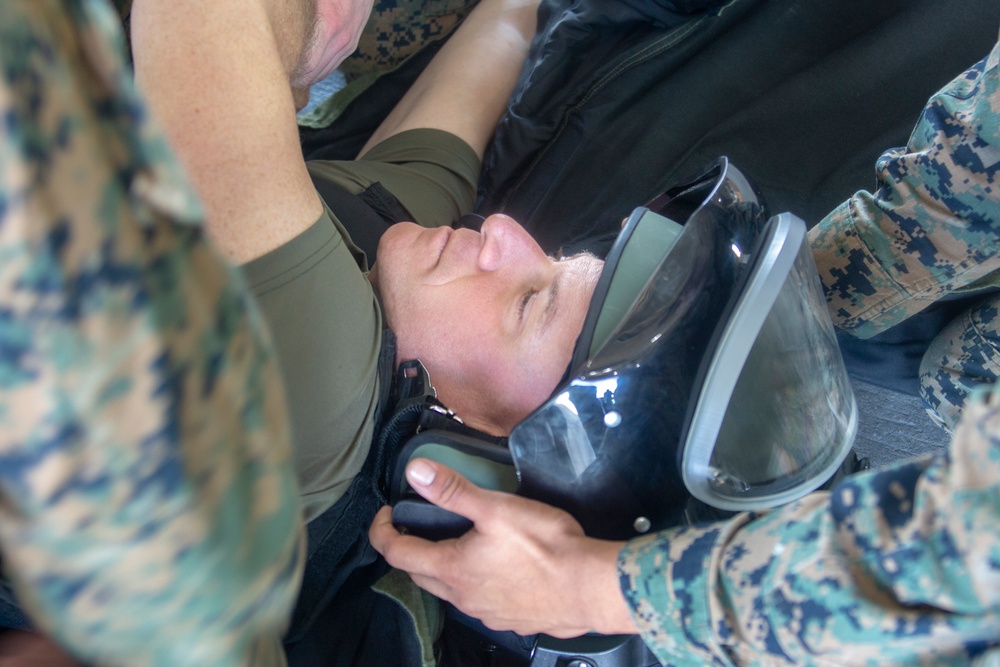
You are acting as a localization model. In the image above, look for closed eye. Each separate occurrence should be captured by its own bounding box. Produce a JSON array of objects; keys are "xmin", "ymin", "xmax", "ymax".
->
[{"xmin": 517, "ymin": 289, "xmax": 537, "ymax": 321}]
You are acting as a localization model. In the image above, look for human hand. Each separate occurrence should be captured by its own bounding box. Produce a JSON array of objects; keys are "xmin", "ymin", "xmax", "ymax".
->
[{"xmin": 369, "ymin": 459, "xmax": 637, "ymax": 638}]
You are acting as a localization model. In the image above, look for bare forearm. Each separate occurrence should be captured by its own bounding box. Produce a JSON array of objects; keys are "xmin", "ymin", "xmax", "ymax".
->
[
  {"xmin": 359, "ymin": 0, "xmax": 539, "ymax": 158},
  {"xmin": 131, "ymin": 0, "xmax": 322, "ymax": 264}
]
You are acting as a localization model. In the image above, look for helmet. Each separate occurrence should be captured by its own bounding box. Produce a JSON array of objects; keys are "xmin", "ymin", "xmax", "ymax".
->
[{"xmin": 392, "ymin": 157, "xmax": 857, "ymax": 540}]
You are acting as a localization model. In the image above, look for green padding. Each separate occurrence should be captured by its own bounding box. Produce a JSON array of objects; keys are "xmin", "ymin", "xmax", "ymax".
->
[
  {"xmin": 409, "ymin": 443, "xmax": 518, "ymax": 494},
  {"xmin": 591, "ymin": 211, "xmax": 683, "ymax": 357}
]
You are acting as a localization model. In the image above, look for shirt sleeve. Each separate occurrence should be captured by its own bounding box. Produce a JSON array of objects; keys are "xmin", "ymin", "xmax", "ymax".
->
[
  {"xmin": 0, "ymin": 2, "xmax": 304, "ymax": 666},
  {"xmin": 618, "ymin": 390, "xmax": 1000, "ymax": 666},
  {"xmin": 808, "ymin": 34, "xmax": 1000, "ymax": 339},
  {"xmin": 307, "ymin": 128, "xmax": 482, "ymax": 228}
]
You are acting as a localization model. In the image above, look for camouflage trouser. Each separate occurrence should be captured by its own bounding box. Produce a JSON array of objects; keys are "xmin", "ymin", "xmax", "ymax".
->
[{"xmin": 919, "ymin": 293, "xmax": 1000, "ymax": 432}]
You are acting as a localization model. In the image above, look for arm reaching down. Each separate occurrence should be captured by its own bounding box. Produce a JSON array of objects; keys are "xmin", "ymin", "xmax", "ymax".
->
[
  {"xmin": 369, "ymin": 459, "xmax": 636, "ymax": 638},
  {"xmin": 372, "ymin": 400, "xmax": 1000, "ymax": 666},
  {"xmin": 131, "ymin": 0, "xmax": 333, "ymax": 264},
  {"xmin": 131, "ymin": 0, "xmax": 539, "ymax": 264}
]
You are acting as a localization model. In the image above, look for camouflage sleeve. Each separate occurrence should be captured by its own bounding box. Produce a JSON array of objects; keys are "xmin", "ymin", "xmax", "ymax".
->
[
  {"xmin": 0, "ymin": 2, "xmax": 304, "ymax": 666},
  {"xmin": 808, "ymin": 34, "xmax": 1000, "ymax": 339},
  {"xmin": 618, "ymin": 391, "xmax": 1000, "ymax": 666}
]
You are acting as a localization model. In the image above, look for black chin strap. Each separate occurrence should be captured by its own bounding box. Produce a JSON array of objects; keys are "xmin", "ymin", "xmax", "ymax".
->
[
  {"xmin": 372, "ymin": 352, "xmax": 508, "ymax": 496},
  {"xmin": 387, "ymin": 358, "xmax": 507, "ymax": 445}
]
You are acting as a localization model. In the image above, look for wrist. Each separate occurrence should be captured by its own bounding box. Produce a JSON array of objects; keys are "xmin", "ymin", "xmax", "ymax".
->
[{"xmin": 567, "ymin": 537, "xmax": 638, "ymax": 636}]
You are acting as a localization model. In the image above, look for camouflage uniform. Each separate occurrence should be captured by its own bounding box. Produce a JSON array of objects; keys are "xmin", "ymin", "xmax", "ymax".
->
[
  {"xmin": 617, "ymin": 36, "xmax": 1000, "ymax": 666},
  {"xmin": 619, "ymin": 387, "xmax": 1000, "ymax": 665},
  {"xmin": 339, "ymin": 0, "xmax": 479, "ymax": 83},
  {"xmin": 919, "ymin": 295, "xmax": 1000, "ymax": 431},
  {"xmin": 0, "ymin": 1, "xmax": 304, "ymax": 665},
  {"xmin": 809, "ymin": 32, "xmax": 1000, "ymax": 431}
]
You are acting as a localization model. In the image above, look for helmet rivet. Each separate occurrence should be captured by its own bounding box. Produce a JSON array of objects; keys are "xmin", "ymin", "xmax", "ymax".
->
[
  {"xmin": 633, "ymin": 516, "xmax": 651, "ymax": 533},
  {"xmin": 603, "ymin": 411, "xmax": 622, "ymax": 428}
]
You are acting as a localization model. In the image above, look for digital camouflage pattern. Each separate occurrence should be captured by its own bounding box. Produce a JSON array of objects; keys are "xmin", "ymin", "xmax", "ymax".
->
[
  {"xmin": 808, "ymin": 33, "xmax": 1000, "ymax": 340},
  {"xmin": 920, "ymin": 293, "xmax": 1000, "ymax": 431},
  {"xmin": 619, "ymin": 386, "xmax": 1000, "ymax": 666},
  {"xmin": 809, "ymin": 32, "xmax": 1000, "ymax": 431},
  {"xmin": 619, "ymin": 36, "xmax": 1000, "ymax": 665},
  {"xmin": 338, "ymin": 0, "xmax": 480, "ymax": 82},
  {"xmin": 0, "ymin": 1, "xmax": 304, "ymax": 665}
]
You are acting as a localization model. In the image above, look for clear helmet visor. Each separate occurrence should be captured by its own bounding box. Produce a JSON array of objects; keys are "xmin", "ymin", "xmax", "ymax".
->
[
  {"xmin": 681, "ymin": 213, "xmax": 857, "ymax": 510},
  {"xmin": 508, "ymin": 159, "xmax": 856, "ymax": 539}
]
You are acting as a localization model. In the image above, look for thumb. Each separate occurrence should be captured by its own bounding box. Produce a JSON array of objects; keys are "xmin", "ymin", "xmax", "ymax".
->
[{"xmin": 405, "ymin": 458, "xmax": 493, "ymax": 524}]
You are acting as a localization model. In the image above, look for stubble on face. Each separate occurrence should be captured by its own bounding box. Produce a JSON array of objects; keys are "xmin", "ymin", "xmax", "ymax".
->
[{"xmin": 287, "ymin": 0, "xmax": 322, "ymax": 89}]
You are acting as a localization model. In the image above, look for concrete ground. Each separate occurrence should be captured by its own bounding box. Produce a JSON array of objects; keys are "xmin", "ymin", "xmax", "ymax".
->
[{"xmin": 851, "ymin": 377, "xmax": 950, "ymax": 471}]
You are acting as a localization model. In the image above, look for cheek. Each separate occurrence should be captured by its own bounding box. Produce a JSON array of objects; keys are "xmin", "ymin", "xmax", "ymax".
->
[
  {"xmin": 517, "ymin": 361, "xmax": 562, "ymax": 411},
  {"xmin": 300, "ymin": 4, "xmax": 370, "ymax": 84},
  {"xmin": 396, "ymin": 297, "xmax": 504, "ymax": 386},
  {"xmin": 389, "ymin": 288, "xmax": 472, "ymax": 364},
  {"xmin": 324, "ymin": 0, "xmax": 370, "ymax": 49},
  {"xmin": 503, "ymin": 336, "xmax": 576, "ymax": 420}
]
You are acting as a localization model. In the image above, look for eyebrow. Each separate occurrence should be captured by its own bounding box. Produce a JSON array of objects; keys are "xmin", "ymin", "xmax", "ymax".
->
[{"xmin": 541, "ymin": 271, "xmax": 561, "ymax": 333}]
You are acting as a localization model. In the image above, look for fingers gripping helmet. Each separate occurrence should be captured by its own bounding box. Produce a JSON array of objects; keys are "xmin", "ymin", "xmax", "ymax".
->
[{"xmin": 392, "ymin": 158, "xmax": 857, "ymax": 540}]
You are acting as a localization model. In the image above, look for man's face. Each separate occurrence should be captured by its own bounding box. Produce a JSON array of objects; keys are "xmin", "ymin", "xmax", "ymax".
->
[
  {"xmin": 292, "ymin": 0, "xmax": 375, "ymax": 88},
  {"xmin": 372, "ymin": 215, "xmax": 603, "ymax": 435}
]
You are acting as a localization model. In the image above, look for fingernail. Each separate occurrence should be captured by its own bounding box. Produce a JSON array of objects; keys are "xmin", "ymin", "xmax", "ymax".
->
[{"xmin": 407, "ymin": 460, "xmax": 436, "ymax": 486}]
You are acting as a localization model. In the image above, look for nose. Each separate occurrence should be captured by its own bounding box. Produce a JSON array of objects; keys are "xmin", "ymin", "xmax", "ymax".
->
[{"xmin": 477, "ymin": 215, "xmax": 545, "ymax": 273}]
